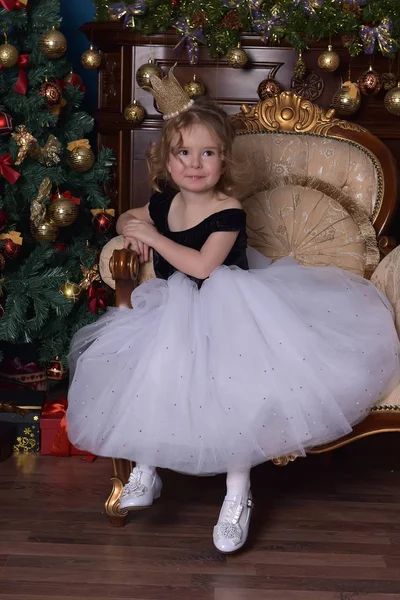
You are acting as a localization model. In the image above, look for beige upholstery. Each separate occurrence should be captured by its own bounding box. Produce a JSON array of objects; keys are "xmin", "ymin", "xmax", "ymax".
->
[
  {"xmin": 371, "ymin": 245, "xmax": 400, "ymax": 336},
  {"xmin": 233, "ymin": 133, "xmax": 381, "ymax": 219},
  {"xmin": 243, "ymin": 176, "xmax": 379, "ymax": 279}
]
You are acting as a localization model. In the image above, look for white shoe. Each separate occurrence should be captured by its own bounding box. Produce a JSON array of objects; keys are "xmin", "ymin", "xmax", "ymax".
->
[
  {"xmin": 119, "ymin": 468, "xmax": 162, "ymax": 511},
  {"xmin": 213, "ymin": 493, "xmax": 253, "ymax": 553}
]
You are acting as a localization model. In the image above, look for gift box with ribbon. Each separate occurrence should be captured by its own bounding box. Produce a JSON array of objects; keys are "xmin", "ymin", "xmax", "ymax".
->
[
  {"xmin": 40, "ymin": 396, "xmax": 95, "ymax": 461},
  {"xmin": 0, "ymin": 402, "xmax": 41, "ymax": 453}
]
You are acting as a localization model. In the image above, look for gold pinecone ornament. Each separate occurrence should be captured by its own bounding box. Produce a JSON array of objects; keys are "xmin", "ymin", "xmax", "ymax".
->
[
  {"xmin": 136, "ymin": 59, "xmax": 163, "ymax": 90},
  {"xmin": 331, "ymin": 81, "xmax": 361, "ymax": 116},
  {"xmin": 124, "ymin": 100, "xmax": 146, "ymax": 124},
  {"xmin": 81, "ymin": 45, "xmax": 102, "ymax": 69},
  {"xmin": 226, "ymin": 44, "xmax": 248, "ymax": 69},
  {"xmin": 384, "ymin": 83, "xmax": 400, "ymax": 116},
  {"xmin": 38, "ymin": 27, "xmax": 67, "ymax": 60},
  {"xmin": 317, "ymin": 45, "xmax": 340, "ymax": 72},
  {"xmin": 294, "ymin": 50, "xmax": 306, "ymax": 80},
  {"xmin": 184, "ymin": 75, "xmax": 206, "ymax": 98},
  {"xmin": 382, "ymin": 72, "xmax": 397, "ymax": 91}
]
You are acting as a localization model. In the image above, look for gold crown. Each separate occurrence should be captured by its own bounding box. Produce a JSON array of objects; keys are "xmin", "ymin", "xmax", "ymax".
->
[{"xmin": 149, "ymin": 63, "xmax": 194, "ymax": 120}]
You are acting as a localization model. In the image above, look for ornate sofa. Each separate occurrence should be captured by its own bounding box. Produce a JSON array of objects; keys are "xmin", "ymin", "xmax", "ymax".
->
[{"xmin": 99, "ymin": 91, "xmax": 400, "ymax": 526}]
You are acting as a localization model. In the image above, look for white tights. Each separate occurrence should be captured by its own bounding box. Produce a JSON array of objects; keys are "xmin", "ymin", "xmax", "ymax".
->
[{"xmin": 136, "ymin": 464, "xmax": 251, "ymax": 496}]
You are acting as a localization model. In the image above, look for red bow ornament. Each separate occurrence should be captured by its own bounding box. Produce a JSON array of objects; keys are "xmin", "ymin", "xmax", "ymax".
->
[
  {"xmin": 88, "ymin": 283, "xmax": 108, "ymax": 315},
  {"xmin": 0, "ymin": 153, "xmax": 20, "ymax": 183},
  {"xmin": 51, "ymin": 190, "xmax": 81, "ymax": 205},
  {"xmin": 0, "ymin": 0, "xmax": 27, "ymax": 10}
]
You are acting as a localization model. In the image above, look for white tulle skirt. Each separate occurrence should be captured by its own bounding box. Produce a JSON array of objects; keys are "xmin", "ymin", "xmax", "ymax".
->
[{"xmin": 67, "ymin": 251, "xmax": 400, "ymax": 475}]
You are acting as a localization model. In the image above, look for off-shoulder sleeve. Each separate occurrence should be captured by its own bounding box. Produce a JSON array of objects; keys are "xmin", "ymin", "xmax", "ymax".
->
[{"xmin": 209, "ymin": 209, "xmax": 246, "ymax": 233}]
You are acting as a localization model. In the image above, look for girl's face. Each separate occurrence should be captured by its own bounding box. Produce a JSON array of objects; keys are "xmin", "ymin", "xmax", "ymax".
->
[{"xmin": 167, "ymin": 124, "xmax": 224, "ymax": 195}]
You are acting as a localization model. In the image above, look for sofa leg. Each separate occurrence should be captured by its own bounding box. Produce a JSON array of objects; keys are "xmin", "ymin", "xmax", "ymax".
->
[{"xmin": 105, "ymin": 475, "xmax": 129, "ymax": 526}]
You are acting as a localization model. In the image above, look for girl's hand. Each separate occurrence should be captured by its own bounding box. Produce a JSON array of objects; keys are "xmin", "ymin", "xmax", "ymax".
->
[
  {"xmin": 123, "ymin": 235, "xmax": 149, "ymax": 264},
  {"xmin": 123, "ymin": 219, "xmax": 160, "ymax": 247}
]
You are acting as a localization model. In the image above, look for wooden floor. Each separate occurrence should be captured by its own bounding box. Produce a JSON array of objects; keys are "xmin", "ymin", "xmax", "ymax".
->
[{"xmin": 1, "ymin": 436, "xmax": 400, "ymax": 600}]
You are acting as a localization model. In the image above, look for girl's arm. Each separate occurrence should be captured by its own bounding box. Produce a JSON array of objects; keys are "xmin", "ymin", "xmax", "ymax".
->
[
  {"xmin": 128, "ymin": 219, "xmax": 239, "ymax": 279},
  {"xmin": 116, "ymin": 203, "xmax": 152, "ymax": 235}
]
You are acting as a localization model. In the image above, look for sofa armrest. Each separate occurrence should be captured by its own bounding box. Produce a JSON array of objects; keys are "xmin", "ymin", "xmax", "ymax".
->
[
  {"xmin": 99, "ymin": 235, "xmax": 138, "ymax": 308},
  {"xmin": 371, "ymin": 245, "xmax": 400, "ymax": 336}
]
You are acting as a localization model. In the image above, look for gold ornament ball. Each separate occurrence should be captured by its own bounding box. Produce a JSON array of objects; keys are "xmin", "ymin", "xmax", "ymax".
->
[
  {"xmin": 38, "ymin": 28, "xmax": 67, "ymax": 60},
  {"xmin": 30, "ymin": 220, "xmax": 59, "ymax": 242},
  {"xmin": 227, "ymin": 45, "xmax": 248, "ymax": 69},
  {"xmin": 0, "ymin": 43, "xmax": 19, "ymax": 68},
  {"xmin": 46, "ymin": 357, "xmax": 67, "ymax": 381},
  {"xmin": 60, "ymin": 281, "xmax": 81, "ymax": 303},
  {"xmin": 317, "ymin": 45, "xmax": 340, "ymax": 73},
  {"xmin": 184, "ymin": 75, "xmax": 206, "ymax": 98},
  {"xmin": 48, "ymin": 195, "xmax": 79, "ymax": 227},
  {"xmin": 257, "ymin": 76, "xmax": 283, "ymax": 100},
  {"xmin": 124, "ymin": 100, "xmax": 146, "ymax": 124},
  {"xmin": 136, "ymin": 59, "xmax": 163, "ymax": 90},
  {"xmin": 68, "ymin": 146, "xmax": 95, "ymax": 172},
  {"xmin": 384, "ymin": 84, "xmax": 400, "ymax": 116},
  {"xmin": 358, "ymin": 66, "xmax": 382, "ymax": 96},
  {"xmin": 81, "ymin": 45, "xmax": 102, "ymax": 70},
  {"xmin": 331, "ymin": 83, "xmax": 361, "ymax": 116}
]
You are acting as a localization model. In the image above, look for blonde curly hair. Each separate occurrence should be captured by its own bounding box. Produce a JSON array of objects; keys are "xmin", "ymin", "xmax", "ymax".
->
[{"xmin": 146, "ymin": 98, "xmax": 246, "ymax": 196}]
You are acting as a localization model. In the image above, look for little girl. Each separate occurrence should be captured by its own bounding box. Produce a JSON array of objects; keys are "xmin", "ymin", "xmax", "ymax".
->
[{"xmin": 67, "ymin": 66, "xmax": 400, "ymax": 554}]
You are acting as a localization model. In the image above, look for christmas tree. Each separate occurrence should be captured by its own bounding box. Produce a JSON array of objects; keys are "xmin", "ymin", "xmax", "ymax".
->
[{"xmin": 0, "ymin": 0, "xmax": 113, "ymax": 372}]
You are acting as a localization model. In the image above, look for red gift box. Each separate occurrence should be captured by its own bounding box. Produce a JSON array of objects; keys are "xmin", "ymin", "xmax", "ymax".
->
[{"xmin": 40, "ymin": 396, "xmax": 95, "ymax": 461}]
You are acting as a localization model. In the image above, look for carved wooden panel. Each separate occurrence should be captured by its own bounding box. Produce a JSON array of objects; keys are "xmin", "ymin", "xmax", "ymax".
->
[{"xmin": 98, "ymin": 52, "xmax": 122, "ymax": 110}]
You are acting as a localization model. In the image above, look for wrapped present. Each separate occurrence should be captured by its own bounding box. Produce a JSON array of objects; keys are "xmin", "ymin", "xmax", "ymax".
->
[
  {"xmin": 40, "ymin": 397, "xmax": 95, "ymax": 461},
  {"xmin": 0, "ymin": 357, "xmax": 47, "ymax": 393},
  {"xmin": 0, "ymin": 402, "xmax": 41, "ymax": 453}
]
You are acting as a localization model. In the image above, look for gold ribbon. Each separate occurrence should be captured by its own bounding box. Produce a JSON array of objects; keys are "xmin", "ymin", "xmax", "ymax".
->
[
  {"xmin": 67, "ymin": 139, "xmax": 91, "ymax": 151},
  {"xmin": 0, "ymin": 231, "xmax": 23, "ymax": 245},
  {"xmin": 90, "ymin": 209, "xmax": 115, "ymax": 217}
]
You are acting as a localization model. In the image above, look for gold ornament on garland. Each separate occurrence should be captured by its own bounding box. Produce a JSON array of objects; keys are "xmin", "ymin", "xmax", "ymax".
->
[
  {"xmin": 67, "ymin": 139, "xmax": 95, "ymax": 172},
  {"xmin": 358, "ymin": 65, "xmax": 382, "ymax": 96},
  {"xmin": 257, "ymin": 75, "xmax": 283, "ymax": 100},
  {"xmin": 226, "ymin": 44, "xmax": 248, "ymax": 69},
  {"xmin": 0, "ymin": 33, "xmax": 19, "ymax": 68},
  {"xmin": 60, "ymin": 281, "xmax": 81, "ymax": 303},
  {"xmin": 317, "ymin": 44, "xmax": 340, "ymax": 73},
  {"xmin": 81, "ymin": 45, "xmax": 102, "ymax": 69},
  {"xmin": 184, "ymin": 74, "xmax": 206, "ymax": 98},
  {"xmin": 294, "ymin": 50, "xmax": 306, "ymax": 80},
  {"xmin": 11, "ymin": 125, "xmax": 37, "ymax": 165},
  {"xmin": 384, "ymin": 83, "xmax": 400, "ymax": 116},
  {"xmin": 48, "ymin": 192, "xmax": 79, "ymax": 228},
  {"xmin": 136, "ymin": 58, "xmax": 163, "ymax": 90},
  {"xmin": 38, "ymin": 26, "xmax": 67, "ymax": 60},
  {"xmin": 331, "ymin": 80, "xmax": 361, "ymax": 116},
  {"xmin": 124, "ymin": 100, "xmax": 146, "ymax": 124}
]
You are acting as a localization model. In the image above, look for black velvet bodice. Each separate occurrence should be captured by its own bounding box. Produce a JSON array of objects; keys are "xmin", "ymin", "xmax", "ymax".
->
[{"xmin": 149, "ymin": 188, "xmax": 248, "ymax": 287}]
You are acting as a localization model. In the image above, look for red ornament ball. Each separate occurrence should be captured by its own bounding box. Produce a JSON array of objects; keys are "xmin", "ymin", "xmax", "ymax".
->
[
  {"xmin": 0, "ymin": 209, "xmax": 7, "ymax": 231},
  {"xmin": 53, "ymin": 241, "xmax": 67, "ymax": 252},
  {"xmin": 92, "ymin": 211, "xmax": 113, "ymax": 234},
  {"xmin": 39, "ymin": 81, "xmax": 62, "ymax": 106},
  {"xmin": 3, "ymin": 238, "xmax": 21, "ymax": 258},
  {"xmin": 257, "ymin": 76, "xmax": 283, "ymax": 100},
  {"xmin": 0, "ymin": 112, "xmax": 13, "ymax": 136}
]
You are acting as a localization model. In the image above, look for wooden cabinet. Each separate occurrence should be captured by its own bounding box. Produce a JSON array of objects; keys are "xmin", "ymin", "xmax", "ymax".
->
[{"xmin": 82, "ymin": 22, "xmax": 400, "ymax": 215}]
